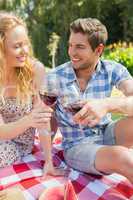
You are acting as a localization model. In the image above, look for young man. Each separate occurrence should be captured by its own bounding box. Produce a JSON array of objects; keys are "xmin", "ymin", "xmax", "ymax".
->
[{"xmin": 49, "ymin": 18, "xmax": 133, "ymax": 182}]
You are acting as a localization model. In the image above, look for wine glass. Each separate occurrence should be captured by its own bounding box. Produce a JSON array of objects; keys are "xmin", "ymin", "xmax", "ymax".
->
[
  {"xmin": 39, "ymin": 73, "xmax": 59, "ymax": 107},
  {"xmin": 38, "ymin": 73, "xmax": 60, "ymax": 135},
  {"xmin": 60, "ymin": 84, "xmax": 85, "ymax": 133},
  {"xmin": 62, "ymin": 95, "xmax": 83, "ymax": 114}
]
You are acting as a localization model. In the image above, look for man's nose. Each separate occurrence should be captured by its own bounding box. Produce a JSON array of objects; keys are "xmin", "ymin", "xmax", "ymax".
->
[{"xmin": 68, "ymin": 46, "xmax": 77, "ymax": 56}]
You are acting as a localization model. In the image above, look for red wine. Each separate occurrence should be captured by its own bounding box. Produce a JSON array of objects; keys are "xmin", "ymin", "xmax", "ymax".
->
[
  {"xmin": 39, "ymin": 92, "xmax": 57, "ymax": 106},
  {"xmin": 64, "ymin": 103, "xmax": 82, "ymax": 114}
]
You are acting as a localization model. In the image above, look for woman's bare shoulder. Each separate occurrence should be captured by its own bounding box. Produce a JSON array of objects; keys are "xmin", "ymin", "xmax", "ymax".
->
[
  {"xmin": 31, "ymin": 58, "xmax": 46, "ymax": 90},
  {"xmin": 32, "ymin": 58, "xmax": 45, "ymax": 74}
]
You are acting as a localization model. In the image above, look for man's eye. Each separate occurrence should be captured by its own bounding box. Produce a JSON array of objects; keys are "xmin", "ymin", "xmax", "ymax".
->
[
  {"xmin": 77, "ymin": 46, "xmax": 85, "ymax": 49},
  {"xmin": 15, "ymin": 45, "xmax": 20, "ymax": 48}
]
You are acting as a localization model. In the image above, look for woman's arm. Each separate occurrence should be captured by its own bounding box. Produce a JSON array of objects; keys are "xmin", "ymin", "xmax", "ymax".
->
[
  {"xmin": 0, "ymin": 114, "xmax": 31, "ymax": 139},
  {"xmin": 33, "ymin": 60, "xmax": 65, "ymax": 177},
  {"xmin": 32, "ymin": 60, "xmax": 54, "ymax": 172},
  {"xmin": 0, "ymin": 104, "xmax": 53, "ymax": 140}
]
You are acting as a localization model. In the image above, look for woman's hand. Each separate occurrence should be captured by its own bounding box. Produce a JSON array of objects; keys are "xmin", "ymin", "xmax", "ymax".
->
[{"xmin": 25, "ymin": 103, "xmax": 53, "ymax": 129}]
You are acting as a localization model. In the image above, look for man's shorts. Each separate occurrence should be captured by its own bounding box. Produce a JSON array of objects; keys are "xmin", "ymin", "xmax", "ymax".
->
[{"xmin": 64, "ymin": 121, "xmax": 117, "ymax": 175}]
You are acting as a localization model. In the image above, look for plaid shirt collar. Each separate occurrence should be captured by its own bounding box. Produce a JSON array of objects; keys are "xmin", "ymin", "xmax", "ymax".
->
[{"xmin": 65, "ymin": 59, "xmax": 102, "ymax": 84}]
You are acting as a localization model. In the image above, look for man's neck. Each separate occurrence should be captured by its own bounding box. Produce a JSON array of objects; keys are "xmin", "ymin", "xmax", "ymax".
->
[
  {"xmin": 74, "ymin": 61, "xmax": 99, "ymax": 92},
  {"xmin": 75, "ymin": 59, "xmax": 99, "ymax": 79},
  {"xmin": 75, "ymin": 67, "xmax": 95, "ymax": 80}
]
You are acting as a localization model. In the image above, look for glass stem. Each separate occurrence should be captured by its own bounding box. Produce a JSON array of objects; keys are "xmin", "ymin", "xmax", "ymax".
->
[
  {"xmin": 38, "ymin": 128, "xmax": 51, "ymax": 136},
  {"xmin": 38, "ymin": 122, "xmax": 51, "ymax": 136}
]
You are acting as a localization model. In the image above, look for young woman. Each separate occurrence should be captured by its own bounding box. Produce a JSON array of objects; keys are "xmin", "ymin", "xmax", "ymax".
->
[{"xmin": 0, "ymin": 11, "xmax": 63, "ymax": 177}]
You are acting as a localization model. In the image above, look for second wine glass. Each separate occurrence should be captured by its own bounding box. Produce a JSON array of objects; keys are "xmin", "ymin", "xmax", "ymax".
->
[{"xmin": 60, "ymin": 85, "xmax": 85, "ymax": 134}]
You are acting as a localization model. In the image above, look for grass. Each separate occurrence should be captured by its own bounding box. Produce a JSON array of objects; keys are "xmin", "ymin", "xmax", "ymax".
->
[{"xmin": 112, "ymin": 113, "xmax": 124, "ymax": 120}]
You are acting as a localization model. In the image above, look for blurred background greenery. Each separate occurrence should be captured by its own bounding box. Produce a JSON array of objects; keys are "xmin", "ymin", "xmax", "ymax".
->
[
  {"xmin": 103, "ymin": 41, "xmax": 133, "ymax": 75},
  {"xmin": 1, "ymin": 0, "xmax": 133, "ymax": 73}
]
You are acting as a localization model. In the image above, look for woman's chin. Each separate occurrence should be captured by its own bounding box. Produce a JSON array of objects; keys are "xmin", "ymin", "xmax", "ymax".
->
[{"xmin": 15, "ymin": 63, "xmax": 25, "ymax": 68}]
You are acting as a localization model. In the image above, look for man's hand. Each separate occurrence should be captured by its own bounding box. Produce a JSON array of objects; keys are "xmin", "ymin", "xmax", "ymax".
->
[{"xmin": 73, "ymin": 99, "xmax": 108, "ymax": 127}]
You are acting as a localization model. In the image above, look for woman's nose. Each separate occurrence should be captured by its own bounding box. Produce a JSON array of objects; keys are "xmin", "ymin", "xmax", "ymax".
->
[{"xmin": 21, "ymin": 45, "xmax": 29, "ymax": 55}]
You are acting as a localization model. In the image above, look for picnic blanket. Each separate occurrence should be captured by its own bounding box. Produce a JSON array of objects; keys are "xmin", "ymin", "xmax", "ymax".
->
[{"xmin": 0, "ymin": 136, "xmax": 133, "ymax": 200}]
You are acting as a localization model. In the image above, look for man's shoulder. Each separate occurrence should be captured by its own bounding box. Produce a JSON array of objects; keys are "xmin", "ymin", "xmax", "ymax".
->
[
  {"xmin": 101, "ymin": 59, "xmax": 126, "ymax": 71},
  {"xmin": 101, "ymin": 59, "xmax": 124, "ymax": 68}
]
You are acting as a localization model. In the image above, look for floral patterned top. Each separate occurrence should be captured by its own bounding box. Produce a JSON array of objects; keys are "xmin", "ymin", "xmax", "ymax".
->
[{"xmin": 0, "ymin": 97, "xmax": 35, "ymax": 157}]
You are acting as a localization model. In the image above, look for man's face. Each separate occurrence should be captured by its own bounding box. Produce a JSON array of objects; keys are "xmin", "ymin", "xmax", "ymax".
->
[{"xmin": 68, "ymin": 32, "xmax": 99, "ymax": 70}]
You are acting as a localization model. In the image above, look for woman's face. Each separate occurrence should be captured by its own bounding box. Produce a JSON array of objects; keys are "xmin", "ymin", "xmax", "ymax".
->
[{"xmin": 4, "ymin": 25, "xmax": 29, "ymax": 69}]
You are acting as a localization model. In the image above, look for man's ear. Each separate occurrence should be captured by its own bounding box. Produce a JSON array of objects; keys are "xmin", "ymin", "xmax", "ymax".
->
[{"xmin": 95, "ymin": 43, "xmax": 104, "ymax": 56}]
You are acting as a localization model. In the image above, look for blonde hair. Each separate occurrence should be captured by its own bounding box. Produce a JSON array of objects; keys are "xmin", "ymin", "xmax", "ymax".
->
[{"xmin": 0, "ymin": 11, "xmax": 34, "ymax": 104}]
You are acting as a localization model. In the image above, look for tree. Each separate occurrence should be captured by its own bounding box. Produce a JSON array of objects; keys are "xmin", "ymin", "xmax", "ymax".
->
[{"xmin": 0, "ymin": 0, "xmax": 133, "ymax": 68}]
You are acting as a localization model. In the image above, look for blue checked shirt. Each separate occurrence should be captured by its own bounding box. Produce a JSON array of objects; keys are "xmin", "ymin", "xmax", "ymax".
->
[{"xmin": 48, "ymin": 60, "xmax": 132, "ymax": 149}]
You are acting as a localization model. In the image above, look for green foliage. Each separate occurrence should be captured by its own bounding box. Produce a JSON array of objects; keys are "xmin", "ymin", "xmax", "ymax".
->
[
  {"xmin": 103, "ymin": 42, "xmax": 133, "ymax": 75},
  {"xmin": 1, "ymin": 0, "xmax": 133, "ymax": 68}
]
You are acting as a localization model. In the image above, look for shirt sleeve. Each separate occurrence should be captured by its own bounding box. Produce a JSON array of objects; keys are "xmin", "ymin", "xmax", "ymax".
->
[{"xmin": 111, "ymin": 62, "xmax": 132, "ymax": 88}]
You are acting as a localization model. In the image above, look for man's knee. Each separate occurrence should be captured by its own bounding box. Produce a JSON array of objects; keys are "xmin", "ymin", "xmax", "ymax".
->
[
  {"xmin": 115, "ymin": 117, "xmax": 133, "ymax": 146},
  {"xmin": 95, "ymin": 146, "xmax": 133, "ymax": 174}
]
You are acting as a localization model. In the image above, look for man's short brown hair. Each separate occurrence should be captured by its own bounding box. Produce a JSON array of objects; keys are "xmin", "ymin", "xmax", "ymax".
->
[{"xmin": 70, "ymin": 18, "xmax": 108, "ymax": 51}]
